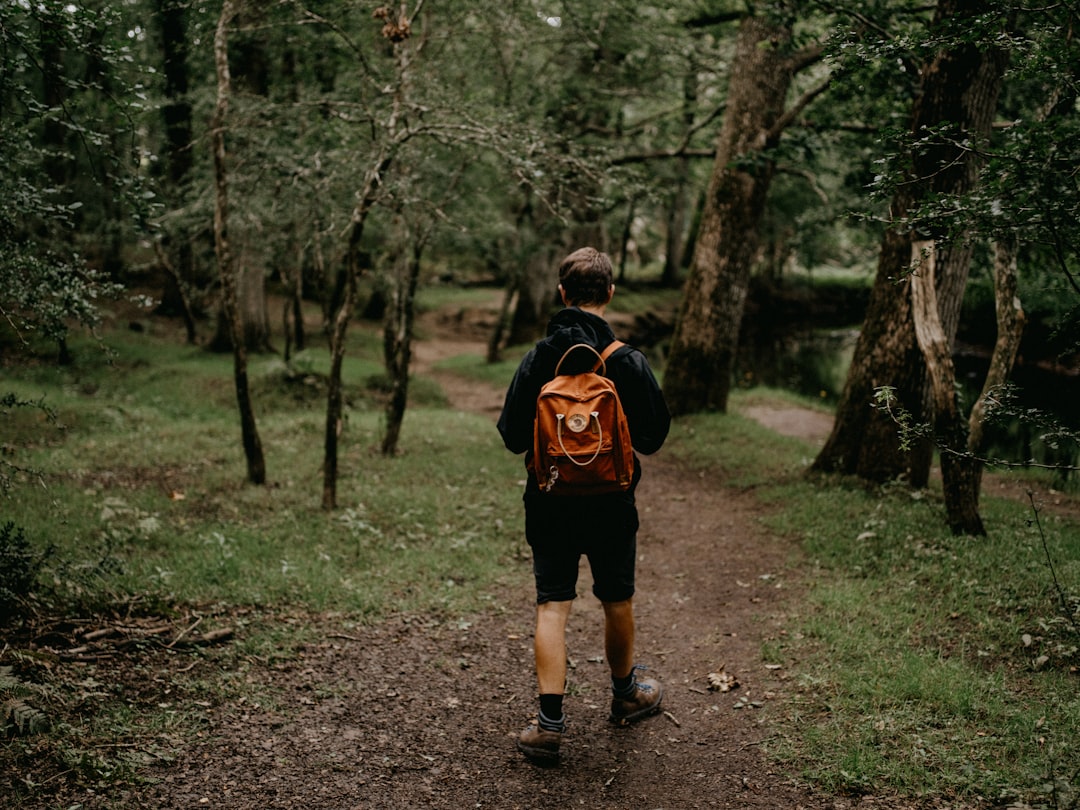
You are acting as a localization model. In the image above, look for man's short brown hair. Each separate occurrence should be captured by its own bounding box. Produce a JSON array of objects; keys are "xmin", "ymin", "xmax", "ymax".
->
[{"xmin": 558, "ymin": 247, "xmax": 613, "ymax": 307}]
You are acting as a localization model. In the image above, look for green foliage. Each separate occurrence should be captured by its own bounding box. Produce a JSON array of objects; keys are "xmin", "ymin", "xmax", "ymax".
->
[
  {"xmin": 0, "ymin": 0, "xmax": 142, "ymax": 350},
  {"xmin": 0, "ymin": 523, "xmax": 50, "ymax": 621}
]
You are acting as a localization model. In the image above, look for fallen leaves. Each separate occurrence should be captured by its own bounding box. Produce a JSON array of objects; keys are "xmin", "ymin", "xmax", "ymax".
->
[{"xmin": 706, "ymin": 666, "xmax": 739, "ymax": 693}]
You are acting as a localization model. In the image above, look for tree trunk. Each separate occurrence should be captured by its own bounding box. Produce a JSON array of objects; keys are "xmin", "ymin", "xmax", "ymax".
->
[
  {"xmin": 507, "ymin": 243, "xmax": 560, "ymax": 346},
  {"xmin": 952, "ymin": 235, "xmax": 1025, "ymax": 521},
  {"xmin": 153, "ymin": 237, "xmax": 198, "ymax": 344},
  {"xmin": 617, "ymin": 198, "xmax": 636, "ymax": 283},
  {"xmin": 283, "ymin": 240, "xmax": 306, "ymax": 360},
  {"xmin": 663, "ymin": 14, "xmax": 797, "ymax": 415},
  {"xmin": 487, "ymin": 283, "xmax": 517, "ymax": 364},
  {"xmin": 239, "ymin": 259, "xmax": 272, "ymax": 352},
  {"xmin": 812, "ymin": 0, "xmax": 1008, "ymax": 487},
  {"xmin": 382, "ymin": 238, "xmax": 423, "ymax": 457},
  {"xmin": 968, "ymin": 235, "xmax": 1025, "ymax": 455},
  {"xmin": 157, "ymin": 0, "xmax": 193, "ymax": 186},
  {"xmin": 322, "ymin": 230, "xmax": 360, "ymax": 510},
  {"xmin": 662, "ymin": 70, "xmax": 696, "ymax": 288},
  {"xmin": 320, "ymin": 1, "xmax": 417, "ymax": 506},
  {"xmin": 39, "ymin": 8, "xmax": 68, "ymax": 188},
  {"xmin": 212, "ymin": 0, "xmax": 265, "ymax": 486},
  {"xmin": 910, "ymin": 240, "xmax": 985, "ymax": 535},
  {"xmin": 154, "ymin": 0, "xmax": 197, "ymax": 337}
]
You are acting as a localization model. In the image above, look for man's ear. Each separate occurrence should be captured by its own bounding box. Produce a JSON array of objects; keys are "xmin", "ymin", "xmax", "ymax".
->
[
  {"xmin": 558, "ymin": 284, "xmax": 570, "ymax": 305},
  {"xmin": 606, "ymin": 284, "xmax": 615, "ymax": 304}
]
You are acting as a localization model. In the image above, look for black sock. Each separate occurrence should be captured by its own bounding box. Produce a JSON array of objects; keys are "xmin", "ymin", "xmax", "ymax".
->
[
  {"xmin": 612, "ymin": 673, "xmax": 635, "ymax": 698},
  {"xmin": 538, "ymin": 694, "xmax": 565, "ymax": 731}
]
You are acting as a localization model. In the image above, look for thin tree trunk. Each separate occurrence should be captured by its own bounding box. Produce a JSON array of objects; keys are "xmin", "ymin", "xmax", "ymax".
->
[
  {"xmin": 153, "ymin": 237, "xmax": 197, "ymax": 344},
  {"xmin": 487, "ymin": 284, "xmax": 517, "ymax": 364},
  {"xmin": 382, "ymin": 239, "xmax": 423, "ymax": 457},
  {"xmin": 212, "ymin": 0, "xmax": 265, "ymax": 486},
  {"xmin": 968, "ymin": 236, "xmax": 1025, "ymax": 455},
  {"xmin": 662, "ymin": 71, "xmax": 696, "ymax": 288},
  {"xmin": 322, "ymin": 233, "xmax": 358, "ymax": 510},
  {"xmin": 322, "ymin": 151, "xmax": 394, "ymax": 509},
  {"xmin": 910, "ymin": 240, "xmax": 984, "ymax": 535},
  {"xmin": 154, "ymin": 0, "xmax": 197, "ymax": 332},
  {"xmin": 618, "ymin": 197, "xmax": 636, "ymax": 283}
]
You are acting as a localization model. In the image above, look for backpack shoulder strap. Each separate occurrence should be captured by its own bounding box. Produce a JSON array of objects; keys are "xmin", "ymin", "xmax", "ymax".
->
[{"xmin": 594, "ymin": 340, "xmax": 627, "ymax": 375}]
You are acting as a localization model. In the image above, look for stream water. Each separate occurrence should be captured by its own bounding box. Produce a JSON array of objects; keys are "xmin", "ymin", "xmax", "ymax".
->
[{"xmin": 736, "ymin": 328, "xmax": 1079, "ymax": 482}]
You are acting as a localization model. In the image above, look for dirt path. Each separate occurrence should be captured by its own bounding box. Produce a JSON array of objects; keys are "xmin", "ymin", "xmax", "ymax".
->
[
  {"xmin": 131, "ymin": 454, "xmax": 836, "ymax": 810},
  {"xmin": 115, "ymin": 326, "xmax": 866, "ymax": 810},
  {"xmin": 93, "ymin": 317, "xmax": 1073, "ymax": 810}
]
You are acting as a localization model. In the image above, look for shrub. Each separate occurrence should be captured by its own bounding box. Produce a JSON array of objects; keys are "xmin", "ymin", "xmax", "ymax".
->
[{"xmin": 0, "ymin": 521, "xmax": 47, "ymax": 622}]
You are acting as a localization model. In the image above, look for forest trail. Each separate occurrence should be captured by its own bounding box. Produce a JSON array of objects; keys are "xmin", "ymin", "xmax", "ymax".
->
[
  {"xmin": 120, "ymin": 312, "xmax": 914, "ymax": 810},
  {"xmin": 63, "ymin": 299, "xmax": 1070, "ymax": 809}
]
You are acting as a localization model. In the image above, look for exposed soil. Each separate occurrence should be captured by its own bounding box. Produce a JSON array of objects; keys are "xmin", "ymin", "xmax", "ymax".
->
[
  {"xmin": 120, "ymin": 316, "xmax": 866, "ymax": 810},
  {"xmin": 10, "ymin": 303, "xmax": 1072, "ymax": 809}
]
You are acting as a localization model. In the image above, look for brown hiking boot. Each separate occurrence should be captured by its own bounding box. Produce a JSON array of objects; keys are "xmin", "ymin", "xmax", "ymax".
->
[
  {"xmin": 609, "ymin": 675, "xmax": 663, "ymax": 725},
  {"xmin": 517, "ymin": 724, "xmax": 561, "ymax": 764}
]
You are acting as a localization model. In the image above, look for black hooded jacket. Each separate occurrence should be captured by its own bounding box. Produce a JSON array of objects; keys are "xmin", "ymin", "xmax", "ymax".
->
[{"xmin": 497, "ymin": 307, "xmax": 670, "ymax": 486}]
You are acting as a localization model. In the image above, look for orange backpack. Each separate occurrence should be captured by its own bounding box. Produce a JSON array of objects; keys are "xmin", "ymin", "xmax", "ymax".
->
[{"xmin": 531, "ymin": 341, "xmax": 634, "ymax": 495}]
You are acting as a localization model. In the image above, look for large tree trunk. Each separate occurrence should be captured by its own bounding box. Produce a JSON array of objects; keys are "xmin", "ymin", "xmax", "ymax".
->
[
  {"xmin": 812, "ymin": 0, "xmax": 1008, "ymax": 487},
  {"xmin": 507, "ymin": 244, "xmax": 560, "ymax": 346},
  {"xmin": 209, "ymin": 257, "xmax": 272, "ymax": 353},
  {"xmin": 663, "ymin": 14, "xmax": 799, "ymax": 415},
  {"xmin": 212, "ymin": 0, "xmax": 265, "ymax": 486}
]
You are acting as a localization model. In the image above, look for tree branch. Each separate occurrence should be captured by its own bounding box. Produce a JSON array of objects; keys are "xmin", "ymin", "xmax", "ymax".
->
[
  {"xmin": 787, "ymin": 42, "xmax": 826, "ymax": 75},
  {"xmin": 684, "ymin": 11, "xmax": 744, "ymax": 28},
  {"xmin": 767, "ymin": 75, "xmax": 833, "ymax": 142},
  {"xmin": 609, "ymin": 148, "xmax": 716, "ymax": 167}
]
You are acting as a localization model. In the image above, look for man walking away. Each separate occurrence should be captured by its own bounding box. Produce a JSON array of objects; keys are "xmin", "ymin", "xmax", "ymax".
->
[{"xmin": 497, "ymin": 247, "xmax": 671, "ymax": 764}]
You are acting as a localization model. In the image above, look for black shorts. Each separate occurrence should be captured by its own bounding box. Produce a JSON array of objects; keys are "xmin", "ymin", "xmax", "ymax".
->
[{"xmin": 523, "ymin": 489, "xmax": 639, "ymax": 604}]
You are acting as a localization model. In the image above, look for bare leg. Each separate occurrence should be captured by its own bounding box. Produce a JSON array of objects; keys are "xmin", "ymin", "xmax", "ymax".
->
[
  {"xmin": 602, "ymin": 598, "xmax": 635, "ymax": 679},
  {"xmin": 534, "ymin": 599, "xmax": 574, "ymax": 694}
]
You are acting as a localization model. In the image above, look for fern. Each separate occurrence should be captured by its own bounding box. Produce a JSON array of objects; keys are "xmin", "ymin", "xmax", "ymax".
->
[
  {"xmin": 3, "ymin": 698, "xmax": 51, "ymax": 735},
  {"xmin": 0, "ymin": 665, "xmax": 51, "ymax": 736}
]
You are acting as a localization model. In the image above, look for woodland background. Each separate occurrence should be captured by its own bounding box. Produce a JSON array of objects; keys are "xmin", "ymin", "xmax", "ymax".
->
[
  {"xmin": 2, "ymin": 2, "xmax": 1080, "ymax": 807},
  {"xmin": 4, "ymin": 0, "xmax": 1080, "ymax": 525}
]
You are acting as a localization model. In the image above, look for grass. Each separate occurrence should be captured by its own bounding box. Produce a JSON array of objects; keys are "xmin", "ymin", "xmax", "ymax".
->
[
  {"xmin": 3, "ymin": 322, "xmax": 527, "ymax": 620},
  {"xmin": 664, "ymin": 397, "xmax": 1080, "ymax": 808},
  {"xmin": 3, "ymin": 314, "xmax": 1079, "ymax": 808}
]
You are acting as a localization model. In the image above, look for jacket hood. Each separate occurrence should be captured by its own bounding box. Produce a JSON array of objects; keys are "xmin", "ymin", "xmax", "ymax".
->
[{"xmin": 536, "ymin": 308, "xmax": 617, "ymax": 373}]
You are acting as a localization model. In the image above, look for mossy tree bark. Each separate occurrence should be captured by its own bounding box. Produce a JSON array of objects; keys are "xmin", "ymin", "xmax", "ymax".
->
[
  {"xmin": 663, "ymin": 11, "xmax": 825, "ymax": 415},
  {"xmin": 812, "ymin": 0, "xmax": 1009, "ymax": 488}
]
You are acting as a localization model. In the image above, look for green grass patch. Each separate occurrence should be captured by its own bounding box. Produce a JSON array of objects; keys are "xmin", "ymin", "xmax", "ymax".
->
[
  {"xmin": 5, "ymin": 320, "xmax": 1078, "ymax": 808},
  {"xmin": 2, "ymin": 318, "xmax": 532, "ymax": 803},
  {"xmin": 3, "ymin": 326, "xmax": 528, "ymax": 621}
]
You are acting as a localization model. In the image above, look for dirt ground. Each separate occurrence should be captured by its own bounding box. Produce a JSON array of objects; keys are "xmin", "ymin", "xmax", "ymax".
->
[
  {"xmin": 121, "ymin": 317, "xmax": 873, "ymax": 810},
  {"xmin": 124, "ymin": 402, "xmax": 848, "ymax": 810},
  {"xmin": 15, "ymin": 305, "xmax": 1067, "ymax": 810}
]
